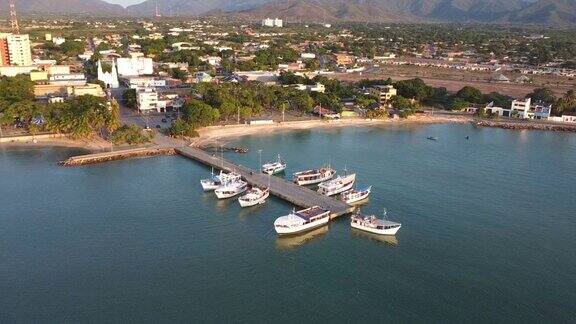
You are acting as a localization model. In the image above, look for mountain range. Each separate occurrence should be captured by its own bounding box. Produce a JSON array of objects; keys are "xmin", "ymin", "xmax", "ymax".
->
[{"xmin": 2, "ymin": 0, "xmax": 575, "ymax": 26}]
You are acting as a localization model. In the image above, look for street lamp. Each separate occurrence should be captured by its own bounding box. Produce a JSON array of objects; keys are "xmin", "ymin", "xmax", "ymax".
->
[{"xmin": 258, "ymin": 149, "xmax": 262, "ymax": 169}]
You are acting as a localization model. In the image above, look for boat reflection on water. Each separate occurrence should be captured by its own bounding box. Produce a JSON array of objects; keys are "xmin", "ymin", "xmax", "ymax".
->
[
  {"xmin": 351, "ymin": 228, "xmax": 399, "ymax": 246},
  {"xmin": 275, "ymin": 225, "xmax": 329, "ymax": 250}
]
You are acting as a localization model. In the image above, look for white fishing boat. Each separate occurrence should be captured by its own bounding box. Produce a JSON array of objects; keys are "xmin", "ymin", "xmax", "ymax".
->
[
  {"xmin": 214, "ymin": 180, "xmax": 248, "ymax": 199},
  {"xmin": 238, "ymin": 187, "xmax": 270, "ymax": 207},
  {"xmin": 318, "ymin": 173, "xmax": 356, "ymax": 196},
  {"xmin": 350, "ymin": 210, "xmax": 401, "ymax": 235},
  {"xmin": 200, "ymin": 170, "xmax": 241, "ymax": 191},
  {"xmin": 293, "ymin": 167, "xmax": 336, "ymax": 186},
  {"xmin": 273, "ymin": 206, "xmax": 331, "ymax": 236},
  {"xmin": 262, "ymin": 154, "xmax": 287, "ymax": 175},
  {"xmin": 341, "ymin": 185, "xmax": 372, "ymax": 204}
]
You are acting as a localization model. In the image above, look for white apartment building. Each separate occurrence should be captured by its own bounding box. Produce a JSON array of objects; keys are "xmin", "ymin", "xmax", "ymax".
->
[
  {"xmin": 510, "ymin": 98, "xmax": 532, "ymax": 119},
  {"xmin": 6, "ymin": 34, "xmax": 32, "ymax": 66},
  {"xmin": 262, "ymin": 18, "xmax": 283, "ymax": 28},
  {"xmin": 116, "ymin": 57, "xmax": 154, "ymax": 77},
  {"xmin": 370, "ymin": 85, "xmax": 397, "ymax": 104},
  {"xmin": 137, "ymin": 88, "xmax": 164, "ymax": 113}
]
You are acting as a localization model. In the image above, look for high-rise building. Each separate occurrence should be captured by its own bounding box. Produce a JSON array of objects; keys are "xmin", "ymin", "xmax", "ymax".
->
[
  {"xmin": 0, "ymin": 34, "xmax": 11, "ymax": 66},
  {"xmin": 6, "ymin": 34, "xmax": 32, "ymax": 66}
]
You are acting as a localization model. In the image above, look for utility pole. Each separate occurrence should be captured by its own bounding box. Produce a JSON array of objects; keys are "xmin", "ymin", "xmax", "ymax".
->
[{"xmin": 9, "ymin": 0, "xmax": 20, "ymax": 34}]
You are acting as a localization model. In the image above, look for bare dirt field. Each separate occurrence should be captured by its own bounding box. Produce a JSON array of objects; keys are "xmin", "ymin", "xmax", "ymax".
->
[{"xmin": 333, "ymin": 65, "xmax": 575, "ymax": 98}]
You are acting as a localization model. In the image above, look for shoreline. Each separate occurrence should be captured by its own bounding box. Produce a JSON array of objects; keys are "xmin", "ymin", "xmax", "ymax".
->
[{"xmin": 3, "ymin": 113, "xmax": 575, "ymax": 152}]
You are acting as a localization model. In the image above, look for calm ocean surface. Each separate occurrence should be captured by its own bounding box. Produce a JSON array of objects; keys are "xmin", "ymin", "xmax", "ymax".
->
[{"xmin": 1, "ymin": 124, "xmax": 575, "ymax": 323}]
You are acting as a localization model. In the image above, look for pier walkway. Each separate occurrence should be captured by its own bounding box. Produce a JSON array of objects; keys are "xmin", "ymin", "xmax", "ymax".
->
[{"xmin": 176, "ymin": 146, "xmax": 354, "ymax": 218}]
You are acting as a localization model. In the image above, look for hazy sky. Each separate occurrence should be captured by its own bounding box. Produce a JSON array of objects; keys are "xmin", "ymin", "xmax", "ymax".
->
[{"xmin": 105, "ymin": 0, "xmax": 146, "ymax": 7}]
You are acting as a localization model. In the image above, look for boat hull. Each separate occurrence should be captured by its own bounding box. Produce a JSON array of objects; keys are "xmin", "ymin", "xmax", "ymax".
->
[
  {"xmin": 351, "ymin": 222, "xmax": 401, "ymax": 235},
  {"xmin": 238, "ymin": 191, "xmax": 270, "ymax": 207},
  {"xmin": 319, "ymin": 180, "xmax": 355, "ymax": 196},
  {"xmin": 275, "ymin": 216, "xmax": 330, "ymax": 236},
  {"xmin": 342, "ymin": 187, "xmax": 371, "ymax": 204},
  {"xmin": 263, "ymin": 166, "xmax": 286, "ymax": 175},
  {"xmin": 201, "ymin": 181, "xmax": 220, "ymax": 191}
]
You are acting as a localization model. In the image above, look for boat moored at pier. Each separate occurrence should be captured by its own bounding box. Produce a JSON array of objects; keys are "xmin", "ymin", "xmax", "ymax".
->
[
  {"xmin": 318, "ymin": 173, "xmax": 356, "ymax": 196},
  {"xmin": 293, "ymin": 167, "xmax": 336, "ymax": 186},
  {"xmin": 274, "ymin": 206, "xmax": 331, "ymax": 235},
  {"xmin": 214, "ymin": 180, "xmax": 248, "ymax": 199},
  {"xmin": 200, "ymin": 170, "xmax": 241, "ymax": 191},
  {"xmin": 341, "ymin": 185, "xmax": 372, "ymax": 204},
  {"xmin": 262, "ymin": 154, "xmax": 287, "ymax": 175},
  {"xmin": 350, "ymin": 211, "xmax": 401, "ymax": 236},
  {"xmin": 238, "ymin": 187, "xmax": 270, "ymax": 207}
]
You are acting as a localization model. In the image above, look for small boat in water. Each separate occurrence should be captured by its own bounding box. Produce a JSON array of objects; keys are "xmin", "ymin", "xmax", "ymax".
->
[
  {"xmin": 274, "ymin": 206, "xmax": 331, "ymax": 236},
  {"xmin": 262, "ymin": 154, "xmax": 287, "ymax": 175},
  {"xmin": 350, "ymin": 210, "xmax": 401, "ymax": 236},
  {"xmin": 318, "ymin": 173, "xmax": 356, "ymax": 196},
  {"xmin": 238, "ymin": 187, "xmax": 270, "ymax": 207},
  {"xmin": 293, "ymin": 167, "xmax": 336, "ymax": 186},
  {"xmin": 341, "ymin": 185, "xmax": 372, "ymax": 204},
  {"xmin": 214, "ymin": 180, "xmax": 248, "ymax": 199},
  {"xmin": 427, "ymin": 136, "xmax": 438, "ymax": 141},
  {"xmin": 200, "ymin": 170, "xmax": 241, "ymax": 191}
]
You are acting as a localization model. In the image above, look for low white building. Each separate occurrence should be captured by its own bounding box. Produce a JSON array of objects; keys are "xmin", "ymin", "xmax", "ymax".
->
[
  {"xmin": 52, "ymin": 37, "xmax": 66, "ymax": 46},
  {"xmin": 549, "ymin": 115, "xmax": 576, "ymax": 123},
  {"xmin": 124, "ymin": 76, "xmax": 166, "ymax": 89},
  {"xmin": 116, "ymin": 57, "xmax": 153, "ymax": 77},
  {"xmin": 195, "ymin": 72, "xmax": 213, "ymax": 83}
]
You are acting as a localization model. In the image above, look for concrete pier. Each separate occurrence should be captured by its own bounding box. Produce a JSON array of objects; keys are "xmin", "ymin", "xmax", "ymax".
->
[{"xmin": 176, "ymin": 146, "xmax": 354, "ymax": 218}]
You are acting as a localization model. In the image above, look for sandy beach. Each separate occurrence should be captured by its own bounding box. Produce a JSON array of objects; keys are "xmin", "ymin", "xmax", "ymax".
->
[
  {"xmin": 192, "ymin": 114, "xmax": 473, "ymax": 147},
  {"xmin": 1, "ymin": 134, "xmax": 116, "ymax": 152}
]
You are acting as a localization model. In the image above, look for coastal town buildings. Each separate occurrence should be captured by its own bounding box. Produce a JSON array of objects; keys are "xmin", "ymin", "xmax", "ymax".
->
[
  {"xmin": 466, "ymin": 98, "xmax": 552, "ymax": 120},
  {"xmin": 331, "ymin": 53, "xmax": 355, "ymax": 66}
]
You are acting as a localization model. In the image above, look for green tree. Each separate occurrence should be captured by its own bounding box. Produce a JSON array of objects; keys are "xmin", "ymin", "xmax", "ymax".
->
[
  {"xmin": 456, "ymin": 86, "xmax": 484, "ymax": 104},
  {"xmin": 182, "ymin": 100, "xmax": 220, "ymax": 127},
  {"xmin": 168, "ymin": 118, "xmax": 199, "ymax": 137},
  {"xmin": 526, "ymin": 87, "xmax": 556, "ymax": 104},
  {"xmin": 449, "ymin": 98, "xmax": 472, "ymax": 111},
  {"xmin": 123, "ymin": 89, "xmax": 137, "ymax": 109},
  {"xmin": 111, "ymin": 124, "xmax": 152, "ymax": 144},
  {"xmin": 553, "ymin": 90, "xmax": 576, "ymax": 116},
  {"xmin": 60, "ymin": 41, "xmax": 86, "ymax": 56}
]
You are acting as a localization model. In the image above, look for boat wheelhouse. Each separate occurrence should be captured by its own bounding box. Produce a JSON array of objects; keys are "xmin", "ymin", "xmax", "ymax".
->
[
  {"xmin": 317, "ymin": 173, "xmax": 356, "ymax": 196},
  {"xmin": 293, "ymin": 167, "xmax": 336, "ymax": 186},
  {"xmin": 200, "ymin": 171, "xmax": 241, "ymax": 191},
  {"xmin": 214, "ymin": 180, "xmax": 248, "ymax": 199},
  {"xmin": 273, "ymin": 206, "xmax": 331, "ymax": 235}
]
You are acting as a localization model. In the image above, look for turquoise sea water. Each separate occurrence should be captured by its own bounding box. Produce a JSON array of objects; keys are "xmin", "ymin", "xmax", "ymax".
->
[{"xmin": 1, "ymin": 124, "xmax": 575, "ymax": 323}]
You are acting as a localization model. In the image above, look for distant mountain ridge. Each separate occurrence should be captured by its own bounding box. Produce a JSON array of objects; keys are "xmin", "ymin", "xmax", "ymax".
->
[
  {"xmin": 3, "ymin": 0, "xmax": 575, "ymax": 26},
  {"xmin": 127, "ymin": 0, "xmax": 576, "ymax": 25},
  {"xmin": 0, "ymin": 0, "xmax": 124, "ymax": 15}
]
